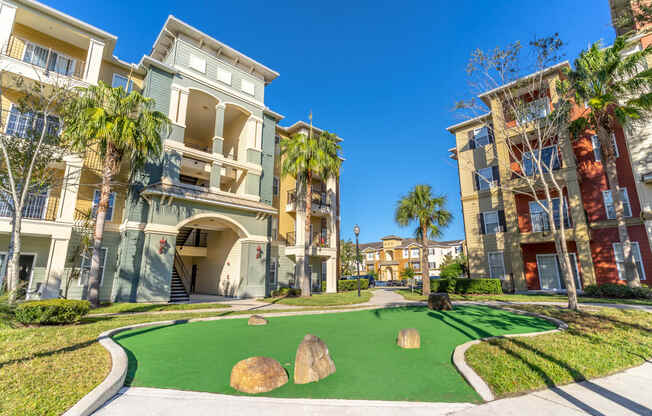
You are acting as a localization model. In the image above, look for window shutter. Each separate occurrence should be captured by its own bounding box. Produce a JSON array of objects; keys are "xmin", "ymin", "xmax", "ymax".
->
[
  {"xmin": 492, "ymin": 166, "xmax": 500, "ymax": 186},
  {"xmin": 503, "ymin": 101, "xmax": 515, "ymax": 123},
  {"xmin": 478, "ymin": 213, "xmax": 486, "ymax": 235},
  {"xmin": 474, "ymin": 172, "xmax": 480, "ymax": 190},
  {"xmin": 468, "ymin": 130, "xmax": 476, "ymax": 149},
  {"xmin": 498, "ymin": 210, "xmax": 506, "ymax": 232},
  {"xmin": 488, "ymin": 125, "xmax": 495, "ymax": 144}
]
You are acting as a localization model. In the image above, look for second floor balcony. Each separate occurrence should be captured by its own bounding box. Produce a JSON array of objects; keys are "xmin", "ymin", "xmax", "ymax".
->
[
  {"xmin": 0, "ymin": 192, "xmax": 54, "ymax": 221},
  {"xmin": 284, "ymin": 231, "xmax": 330, "ymax": 248},
  {"xmin": 285, "ymin": 189, "xmax": 331, "ymax": 215}
]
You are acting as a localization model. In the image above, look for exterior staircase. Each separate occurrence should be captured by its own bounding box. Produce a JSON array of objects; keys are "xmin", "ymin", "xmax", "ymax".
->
[{"xmin": 170, "ymin": 265, "xmax": 190, "ymax": 303}]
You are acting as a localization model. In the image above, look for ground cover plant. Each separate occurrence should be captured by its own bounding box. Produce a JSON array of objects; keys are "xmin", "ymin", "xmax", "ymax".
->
[{"xmin": 263, "ymin": 290, "xmax": 373, "ymax": 306}]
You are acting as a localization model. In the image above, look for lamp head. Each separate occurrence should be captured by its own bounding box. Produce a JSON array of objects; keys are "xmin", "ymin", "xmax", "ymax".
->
[{"xmin": 353, "ymin": 224, "xmax": 360, "ymax": 237}]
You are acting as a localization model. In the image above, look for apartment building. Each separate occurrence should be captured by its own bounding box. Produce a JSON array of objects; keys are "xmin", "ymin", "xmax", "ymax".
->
[
  {"xmin": 447, "ymin": 64, "xmax": 651, "ymax": 292},
  {"xmin": 610, "ymin": 0, "xmax": 652, "ymax": 251},
  {"xmin": 359, "ymin": 235, "xmax": 464, "ymax": 281},
  {"xmin": 0, "ymin": 1, "xmax": 341, "ymax": 303}
]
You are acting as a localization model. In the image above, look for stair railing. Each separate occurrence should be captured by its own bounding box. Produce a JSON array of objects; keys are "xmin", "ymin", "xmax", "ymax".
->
[{"xmin": 173, "ymin": 248, "xmax": 192, "ymax": 295}]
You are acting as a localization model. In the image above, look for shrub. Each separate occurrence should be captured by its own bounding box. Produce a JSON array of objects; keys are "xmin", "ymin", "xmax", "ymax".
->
[
  {"xmin": 15, "ymin": 299, "xmax": 90, "ymax": 325},
  {"xmin": 584, "ymin": 283, "xmax": 652, "ymax": 300},
  {"xmin": 271, "ymin": 287, "xmax": 301, "ymax": 297},
  {"xmin": 440, "ymin": 263, "xmax": 463, "ymax": 279},
  {"xmin": 321, "ymin": 279, "xmax": 369, "ymax": 292},
  {"xmin": 430, "ymin": 278, "xmax": 503, "ymax": 295}
]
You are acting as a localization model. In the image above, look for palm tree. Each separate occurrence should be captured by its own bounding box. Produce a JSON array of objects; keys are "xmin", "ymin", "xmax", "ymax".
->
[
  {"xmin": 566, "ymin": 37, "xmax": 652, "ymax": 287},
  {"xmin": 61, "ymin": 81, "xmax": 169, "ymax": 307},
  {"xmin": 395, "ymin": 185, "xmax": 452, "ymax": 295},
  {"xmin": 280, "ymin": 129, "xmax": 341, "ymax": 297}
]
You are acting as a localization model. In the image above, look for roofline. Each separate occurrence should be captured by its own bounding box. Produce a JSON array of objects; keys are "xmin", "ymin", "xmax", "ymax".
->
[
  {"xmin": 477, "ymin": 61, "xmax": 570, "ymax": 99},
  {"xmin": 278, "ymin": 120, "xmax": 343, "ymax": 142},
  {"xmin": 446, "ymin": 112, "xmax": 491, "ymax": 133},
  {"xmin": 16, "ymin": 0, "xmax": 117, "ymax": 42},
  {"xmin": 264, "ymin": 107, "xmax": 285, "ymax": 121},
  {"xmin": 138, "ymin": 55, "xmax": 177, "ymax": 74},
  {"xmin": 152, "ymin": 15, "xmax": 279, "ymax": 82}
]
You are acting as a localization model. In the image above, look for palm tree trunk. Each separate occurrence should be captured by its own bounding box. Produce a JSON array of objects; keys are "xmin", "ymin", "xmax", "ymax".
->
[
  {"xmin": 302, "ymin": 173, "xmax": 312, "ymax": 297},
  {"xmin": 6, "ymin": 214, "xmax": 22, "ymax": 305},
  {"xmin": 598, "ymin": 126, "xmax": 640, "ymax": 287},
  {"xmin": 421, "ymin": 224, "xmax": 431, "ymax": 296},
  {"xmin": 88, "ymin": 151, "xmax": 114, "ymax": 307}
]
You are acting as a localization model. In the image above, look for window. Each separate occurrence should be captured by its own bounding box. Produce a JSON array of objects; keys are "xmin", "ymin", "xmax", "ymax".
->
[
  {"xmin": 518, "ymin": 97, "xmax": 549, "ymax": 124},
  {"xmin": 613, "ymin": 242, "xmax": 646, "ymax": 281},
  {"xmin": 403, "ymin": 249, "xmax": 409, "ymax": 258},
  {"xmin": 522, "ymin": 146, "xmax": 560, "ymax": 176},
  {"xmin": 428, "ymin": 248, "xmax": 435, "ymax": 256},
  {"xmin": 471, "ymin": 126, "xmax": 492, "ymax": 148},
  {"xmin": 79, "ymin": 247, "xmax": 108, "ymax": 286},
  {"xmin": 273, "ymin": 177, "xmax": 279, "ymax": 196},
  {"xmin": 488, "ymin": 252, "xmax": 506, "ymax": 279},
  {"xmin": 591, "ymin": 134, "xmax": 619, "ymax": 162},
  {"xmin": 241, "ymin": 79, "xmax": 255, "ymax": 95},
  {"xmin": 269, "ymin": 258, "xmax": 277, "ymax": 285},
  {"xmin": 413, "ymin": 262, "xmax": 420, "ymax": 270},
  {"xmin": 111, "ymin": 74, "xmax": 133, "ymax": 93},
  {"xmin": 475, "ymin": 166, "xmax": 499, "ymax": 191},
  {"xmin": 188, "ymin": 54, "xmax": 206, "ymax": 73},
  {"xmin": 217, "ymin": 68, "xmax": 232, "ymax": 85},
  {"xmin": 366, "ymin": 253, "xmax": 374, "ymax": 261},
  {"xmin": 429, "ymin": 262, "xmax": 436, "ymax": 269},
  {"xmin": 374, "ymin": 252, "xmax": 379, "ymax": 260},
  {"xmin": 482, "ymin": 211, "xmax": 500, "ymax": 234},
  {"xmin": 92, "ymin": 190, "xmax": 116, "ymax": 222},
  {"xmin": 529, "ymin": 198, "xmax": 571, "ymax": 232},
  {"xmin": 603, "ymin": 189, "xmax": 632, "ymax": 219},
  {"xmin": 23, "ymin": 42, "xmax": 76, "ymax": 76},
  {"xmin": 271, "ymin": 217, "xmax": 278, "ymax": 240},
  {"xmin": 6, "ymin": 105, "xmax": 60, "ymax": 138},
  {"xmin": 410, "ymin": 248, "xmax": 419, "ymax": 258}
]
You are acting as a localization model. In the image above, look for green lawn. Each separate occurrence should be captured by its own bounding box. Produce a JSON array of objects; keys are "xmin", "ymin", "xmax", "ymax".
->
[
  {"xmin": 466, "ymin": 305, "xmax": 652, "ymax": 398},
  {"xmin": 395, "ymin": 289, "xmax": 652, "ymax": 306},
  {"xmin": 114, "ymin": 305, "xmax": 554, "ymax": 403},
  {"xmin": 89, "ymin": 302, "xmax": 231, "ymax": 315},
  {"xmin": 262, "ymin": 290, "xmax": 373, "ymax": 306}
]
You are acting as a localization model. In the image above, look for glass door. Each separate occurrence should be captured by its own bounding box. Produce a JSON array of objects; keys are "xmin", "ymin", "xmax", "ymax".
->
[{"xmin": 536, "ymin": 254, "xmax": 561, "ymax": 290}]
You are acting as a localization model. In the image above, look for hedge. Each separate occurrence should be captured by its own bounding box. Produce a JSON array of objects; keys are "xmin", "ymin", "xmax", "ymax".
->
[
  {"xmin": 430, "ymin": 278, "xmax": 502, "ymax": 295},
  {"xmin": 271, "ymin": 287, "xmax": 301, "ymax": 297},
  {"xmin": 321, "ymin": 279, "xmax": 369, "ymax": 292},
  {"xmin": 15, "ymin": 299, "xmax": 90, "ymax": 325},
  {"xmin": 584, "ymin": 283, "xmax": 652, "ymax": 300}
]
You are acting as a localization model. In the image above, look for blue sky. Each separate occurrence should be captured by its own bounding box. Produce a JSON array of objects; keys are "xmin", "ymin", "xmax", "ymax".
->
[{"xmin": 48, "ymin": 0, "xmax": 616, "ymax": 243}]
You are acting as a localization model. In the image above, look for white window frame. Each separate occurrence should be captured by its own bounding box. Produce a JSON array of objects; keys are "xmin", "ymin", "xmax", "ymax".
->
[
  {"xmin": 612, "ymin": 242, "xmax": 646, "ymax": 281},
  {"xmin": 374, "ymin": 252, "xmax": 379, "ymax": 260},
  {"xmin": 488, "ymin": 251, "xmax": 506, "ymax": 280},
  {"xmin": 602, "ymin": 188, "xmax": 632, "ymax": 219},
  {"xmin": 518, "ymin": 97, "xmax": 550, "ymax": 125},
  {"xmin": 241, "ymin": 79, "xmax": 255, "ymax": 96},
  {"xmin": 217, "ymin": 68, "xmax": 232, "ymax": 85},
  {"xmin": 403, "ymin": 248, "xmax": 409, "ymax": 258},
  {"xmin": 482, "ymin": 210, "xmax": 500, "ymax": 234},
  {"xmin": 273, "ymin": 176, "xmax": 279, "ymax": 196},
  {"xmin": 111, "ymin": 73, "xmax": 134, "ymax": 92},
  {"xmin": 79, "ymin": 247, "xmax": 108, "ymax": 287},
  {"xmin": 473, "ymin": 126, "xmax": 491, "ymax": 147},
  {"xmin": 522, "ymin": 145, "xmax": 560, "ymax": 176},
  {"xmin": 476, "ymin": 167, "xmax": 495, "ymax": 191},
  {"xmin": 92, "ymin": 190, "xmax": 116, "ymax": 222},
  {"xmin": 410, "ymin": 248, "xmax": 419, "ymax": 259},
  {"xmin": 188, "ymin": 54, "xmax": 206, "ymax": 73},
  {"xmin": 269, "ymin": 257, "xmax": 278, "ymax": 285},
  {"xmin": 21, "ymin": 40, "xmax": 77, "ymax": 76},
  {"xmin": 591, "ymin": 134, "xmax": 619, "ymax": 162},
  {"xmin": 366, "ymin": 252, "xmax": 374, "ymax": 261},
  {"xmin": 528, "ymin": 197, "xmax": 570, "ymax": 232},
  {"xmin": 5, "ymin": 103, "xmax": 61, "ymax": 138}
]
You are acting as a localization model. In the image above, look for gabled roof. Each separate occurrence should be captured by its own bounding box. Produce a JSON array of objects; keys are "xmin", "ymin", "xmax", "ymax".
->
[{"xmin": 380, "ymin": 235, "xmax": 402, "ymax": 241}]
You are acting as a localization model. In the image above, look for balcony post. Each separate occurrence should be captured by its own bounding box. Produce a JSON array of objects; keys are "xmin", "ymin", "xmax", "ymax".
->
[
  {"xmin": 57, "ymin": 156, "xmax": 83, "ymax": 221},
  {"xmin": 209, "ymin": 161, "xmax": 222, "ymax": 191},
  {"xmin": 0, "ymin": 2, "xmax": 16, "ymax": 56},
  {"xmin": 41, "ymin": 237, "xmax": 71, "ymax": 299},
  {"xmin": 213, "ymin": 103, "xmax": 225, "ymax": 155},
  {"xmin": 83, "ymin": 38, "xmax": 104, "ymax": 84}
]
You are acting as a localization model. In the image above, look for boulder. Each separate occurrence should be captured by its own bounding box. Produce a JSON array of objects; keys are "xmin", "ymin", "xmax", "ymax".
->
[
  {"xmin": 294, "ymin": 334, "xmax": 336, "ymax": 384},
  {"xmin": 397, "ymin": 328, "xmax": 420, "ymax": 349},
  {"xmin": 230, "ymin": 357, "xmax": 288, "ymax": 393},
  {"xmin": 248, "ymin": 315, "xmax": 268, "ymax": 326},
  {"xmin": 428, "ymin": 293, "xmax": 453, "ymax": 310}
]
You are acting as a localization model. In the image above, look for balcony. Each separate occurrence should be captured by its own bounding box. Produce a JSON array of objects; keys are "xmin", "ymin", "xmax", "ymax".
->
[
  {"xmin": 0, "ymin": 192, "xmax": 51, "ymax": 220},
  {"xmin": 529, "ymin": 211, "xmax": 571, "ymax": 233},
  {"xmin": 1, "ymin": 35, "xmax": 87, "ymax": 84},
  {"xmin": 285, "ymin": 189, "xmax": 331, "ymax": 215}
]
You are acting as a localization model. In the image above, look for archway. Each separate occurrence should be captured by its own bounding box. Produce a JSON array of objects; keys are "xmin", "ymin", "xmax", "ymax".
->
[
  {"xmin": 184, "ymin": 89, "xmax": 220, "ymax": 152},
  {"xmin": 174, "ymin": 213, "xmax": 248, "ymax": 298},
  {"xmin": 384, "ymin": 268, "xmax": 393, "ymax": 281}
]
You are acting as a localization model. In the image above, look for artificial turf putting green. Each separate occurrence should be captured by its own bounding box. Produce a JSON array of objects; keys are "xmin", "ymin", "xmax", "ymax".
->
[{"xmin": 113, "ymin": 305, "xmax": 555, "ymax": 403}]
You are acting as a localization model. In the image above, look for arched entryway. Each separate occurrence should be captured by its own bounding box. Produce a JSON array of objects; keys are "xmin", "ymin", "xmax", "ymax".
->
[
  {"xmin": 384, "ymin": 268, "xmax": 393, "ymax": 281},
  {"xmin": 174, "ymin": 214, "xmax": 249, "ymax": 299}
]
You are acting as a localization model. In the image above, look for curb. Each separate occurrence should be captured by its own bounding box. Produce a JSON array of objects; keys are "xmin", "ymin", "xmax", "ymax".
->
[{"xmin": 451, "ymin": 304, "xmax": 568, "ymax": 402}]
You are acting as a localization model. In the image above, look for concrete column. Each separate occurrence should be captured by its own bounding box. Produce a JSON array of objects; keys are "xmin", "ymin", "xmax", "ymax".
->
[
  {"xmin": 83, "ymin": 39, "xmax": 105, "ymax": 85},
  {"xmin": 245, "ymin": 173, "xmax": 260, "ymax": 197},
  {"xmin": 57, "ymin": 156, "xmax": 83, "ymax": 221},
  {"xmin": 177, "ymin": 89, "xmax": 189, "ymax": 126},
  {"xmin": 0, "ymin": 1, "xmax": 17, "ymax": 56},
  {"xmin": 209, "ymin": 161, "xmax": 222, "ymax": 191},
  {"xmin": 168, "ymin": 87, "xmax": 180, "ymax": 125},
  {"xmin": 214, "ymin": 103, "xmax": 225, "ymax": 140},
  {"xmin": 566, "ymin": 175, "xmax": 596, "ymax": 287},
  {"xmin": 41, "ymin": 238, "xmax": 70, "ymax": 299},
  {"xmin": 137, "ymin": 231, "xmax": 177, "ymax": 302},
  {"xmin": 326, "ymin": 257, "xmax": 337, "ymax": 293},
  {"xmin": 162, "ymin": 149, "xmax": 181, "ymax": 184}
]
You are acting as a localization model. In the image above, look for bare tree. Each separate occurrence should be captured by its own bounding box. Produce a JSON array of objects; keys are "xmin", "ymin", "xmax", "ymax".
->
[
  {"xmin": 455, "ymin": 35, "xmax": 580, "ymax": 310},
  {"xmin": 0, "ymin": 73, "xmax": 76, "ymax": 304}
]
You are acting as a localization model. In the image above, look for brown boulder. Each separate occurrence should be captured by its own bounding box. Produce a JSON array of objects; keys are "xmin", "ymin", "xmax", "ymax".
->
[
  {"xmin": 248, "ymin": 315, "xmax": 268, "ymax": 326},
  {"xmin": 230, "ymin": 357, "xmax": 288, "ymax": 393},
  {"xmin": 294, "ymin": 334, "xmax": 336, "ymax": 384},
  {"xmin": 397, "ymin": 328, "xmax": 420, "ymax": 349},
  {"xmin": 428, "ymin": 293, "xmax": 453, "ymax": 310}
]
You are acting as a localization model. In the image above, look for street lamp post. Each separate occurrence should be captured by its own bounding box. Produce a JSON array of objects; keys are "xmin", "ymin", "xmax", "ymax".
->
[{"xmin": 354, "ymin": 224, "xmax": 361, "ymax": 297}]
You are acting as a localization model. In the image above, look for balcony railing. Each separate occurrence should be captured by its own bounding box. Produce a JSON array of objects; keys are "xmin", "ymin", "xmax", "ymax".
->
[
  {"xmin": 0, "ymin": 192, "xmax": 48, "ymax": 219},
  {"xmin": 283, "ymin": 231, "xmax": 330, "ymax": 247},
  {"xmin": 530, "ymin": 211, "xmax": 571, "ymax": 232},
  {"xmin": 286, "ymin": 189, "xmax": 331, "ymax": 212},
  {"xmin": 2, "ymin": 35, "xmax": 86, "ymax": 80}
]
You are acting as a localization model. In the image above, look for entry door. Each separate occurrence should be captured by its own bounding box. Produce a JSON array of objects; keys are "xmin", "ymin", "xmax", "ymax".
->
[
  {"xmin": 17, "ymin": 255, "xmax": 36, "ymax": 299},
  {"xmin": 537, "ymin": 254, "xmax": 561, "ymax": 290},
  {"xmin": 557, "ymin": 253, "xmax": 582, "ymax": 291}
]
